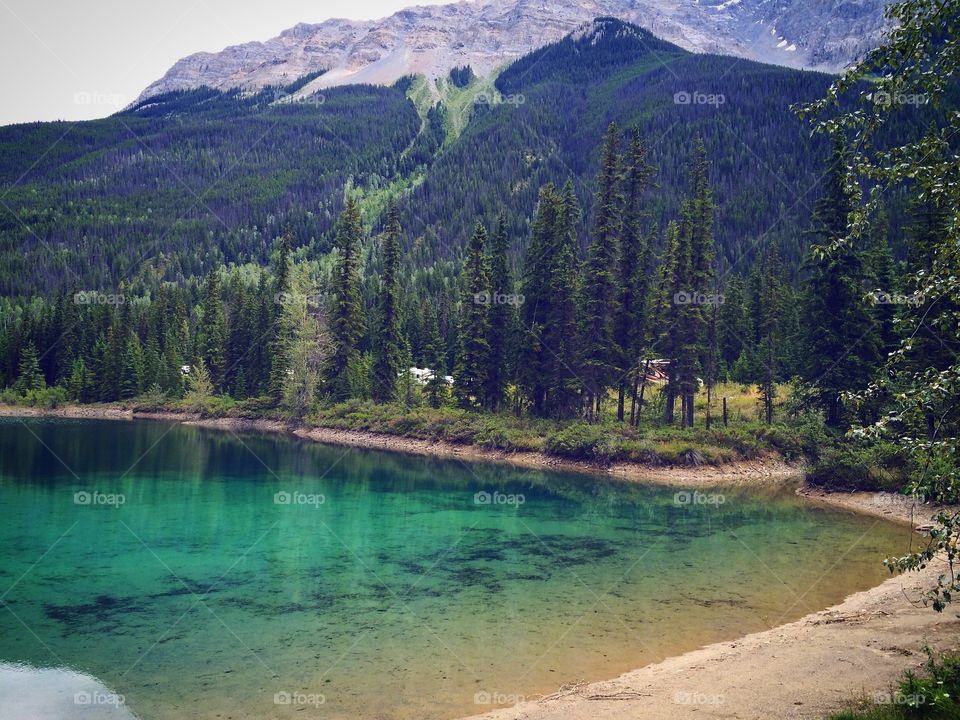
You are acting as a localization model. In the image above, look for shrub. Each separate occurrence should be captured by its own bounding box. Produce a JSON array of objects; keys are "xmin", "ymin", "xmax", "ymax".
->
[
  {"xmin": 23, "ymin": 386, "xmax": 69, "ymax": 409},
  {"xmin": 807, "ymin": 441, "xmax": 906, "ymax": 492},
  {"xmin": 545, "ymin": 423, "xmax": 620, "ymax": 462}
]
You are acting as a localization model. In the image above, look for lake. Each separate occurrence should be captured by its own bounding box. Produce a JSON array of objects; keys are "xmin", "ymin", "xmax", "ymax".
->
[{"xmin": 0, "ymin": 417, "xmax": 908, "ymax": 719}]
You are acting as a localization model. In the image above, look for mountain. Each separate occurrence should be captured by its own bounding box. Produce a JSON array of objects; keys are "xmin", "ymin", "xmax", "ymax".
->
[
  {"xmin": 0, "ymin": 18, "xmax": 936, "ymax": 297},
  {"xmin": 135, "ymin": 0, "xmax": 891, "ymax": 104}
]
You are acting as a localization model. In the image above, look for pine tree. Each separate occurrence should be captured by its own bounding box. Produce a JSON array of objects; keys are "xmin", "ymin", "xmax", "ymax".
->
[
  {"xmin": 756, "ymin": 245, "xmax": 786, "ymax": 424},
  {"xmin": 185, "ymin": 357, "xmax": 213, "ymax": 407},
  {"xmin": 676, "ymin": 137, "xmax": 715, "ymax": 428},
  {"xmin": 543, "ymin": 182, "xmax": 582, "ymax": 419},
  {"xmin": 15, "ymin": 342, "xmax": 45, "ymax": 394},
  {"xmin": 651, "ymin": 220, "xmax": 684, "ymax": 425},
  {"xmin": 614, "ymin": 128, "xmax": 656, "ymax": 421},
  {"xmin": 197, "ymin": 269, "xmax": 227, "ymax": 392},
  {"xmin": 67, "ymin": 357, "xmax": 91, "ymax": 402},
  {"xmin": 372, "ymin": 202, "xmax": 404, "ymax": 402},
  {"xmin": 519, "ymin": 183, "xmax": 560, "ymax": 415},
  {"xmin": 864, "ymin": 210, "xmax": 898, "ymax": 360},
  {"xmin": 801, "ymin": 133, "xmax": 879, "ymax": 427},
  {"xmin": 326, "ymin": 197, "xmax": 366, "ymax": 401},
  {"xmin": 119, "ymin": 332, "xmax": 144, "ymax": 400},
  {"xmin": 484, "ymin": 213, "xmax": 513, "ymax": 411},
  {"xmin": 422, "ymin": 304, "xmax": 448, "ymax": 408},
  {"xmin": 718, "ymin": 276, "xmax": 749, "ymax": 377},
  {"xmin": 578, "ymin": 123, "xmax": 622, "ymax": 421},
  {"xmin": 269, "ymin": 230, "xmax": 294, "ymax": 401},
  {"xmin": 453, "ymin": 221, "xmax": 491, "ymax": 409}
]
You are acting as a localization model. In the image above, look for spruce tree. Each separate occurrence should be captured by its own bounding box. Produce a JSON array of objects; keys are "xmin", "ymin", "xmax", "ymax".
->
[
  {"xmin": 453, "ymin": 222, "xmax": 491, "ymax": 409},
  {"xmin": 677, "ymin": 137, "xmax": 715, "ymax": 428},
  {"xmin": 326, "ymin": 197, "xmax": 366, "ymax": 401},
  {"xmin": 578, "ymin": 123, "xmax": 622, "ymax": 421},
  {"xmin": 119, "ymin": 332, "xmax": 144, "ymax": 400},
  {"xmin": 801, "ymin": 133, "xmax": 879, "ymax": 427},
  {"xmin": 197, "ymin": 269, "xmax": 227, "ymax": 392},
  {"xmin": 614, "ymin": 128, "xmax": 656, "ymax": 421},
  {"xmin": 756, "ymin": 245, "xmax": 786, "ymax": 424},
  {"xmin": 543, "ymin": 182, "xmax": 582, "ymax": 419},
  {"xmin": 14, "ymin": 342, "xmax": 45, "ymax": 394},
  {"xmin": 422, "ymin": 304, "xmax": 447, "ymax": 409},
  {"xmin": 269, "ymin": 230, "xmax": 294, "ymax": 401},
  {"xmin": 519, "ymin": 184, "xmax": 560, "ymax": 415},
  {"xmin": 372, "ymin": 202, "xmax": 404, "ymax": 402},
  {"xmin": 484, "ymin": 213, "xmax": 513, "ymax": 411}
]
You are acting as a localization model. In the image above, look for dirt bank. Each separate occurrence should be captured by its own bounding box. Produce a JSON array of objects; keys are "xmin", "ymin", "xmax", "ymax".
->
[{"xmin": 0, "ymin": 404, "xmax": 804, "ymax": 488}]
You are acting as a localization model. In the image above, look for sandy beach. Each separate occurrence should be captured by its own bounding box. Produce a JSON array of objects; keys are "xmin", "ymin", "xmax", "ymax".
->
[{"xmin": 460, "ymin": 561, "xmax": 958, "ymax": 720}]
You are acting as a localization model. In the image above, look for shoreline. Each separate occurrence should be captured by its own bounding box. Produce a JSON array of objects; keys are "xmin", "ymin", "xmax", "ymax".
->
[
  {"xmin": 0, "ymin": 403, "xmax": 804, "ymax": 486},
  {"xmin": 0, "ymin": 404, "xmax": 943, "ymax": 528},
  {"xmin": 2, "ymin": 403, "xmax": 954, "ymax": 719}
]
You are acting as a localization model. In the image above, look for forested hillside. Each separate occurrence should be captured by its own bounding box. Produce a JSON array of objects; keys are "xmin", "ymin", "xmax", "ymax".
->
[{"xmin": 0, "ymin": 18, "xmax": 941, "ymax": 301}]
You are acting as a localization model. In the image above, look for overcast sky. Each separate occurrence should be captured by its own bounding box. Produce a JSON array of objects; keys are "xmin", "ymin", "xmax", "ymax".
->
[{"xmin": 0, "ymin": 0, "xmax": 450, "ymax": 126}]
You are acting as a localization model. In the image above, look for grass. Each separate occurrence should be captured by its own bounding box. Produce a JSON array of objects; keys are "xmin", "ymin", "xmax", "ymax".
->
[
  {"xmin": 0, "ymin": 380, "xmax": 846, "ymax": 470},
  {"xmin": 119, "ymin": 380, "xmax": 814, "ymax": 467},
  {"xmin": 829, "ymin": 650, "xmax": 960, "ymax": 720}
]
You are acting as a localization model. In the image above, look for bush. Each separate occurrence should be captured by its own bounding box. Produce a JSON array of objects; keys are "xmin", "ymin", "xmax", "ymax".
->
[
  {"xmin": 545, "ymin": 423, "xmax": 620, "ymax": 462},
  {"xmin": 807, "ymin": 441, "xmax": 907, "ymax": 491},
  {"xmin": 830, "ymin": 650, "xmax": 960, "ymax": 720},
  {"xmin": 0, "ymin": 386, "xmax": 70, "ymax": 409}
]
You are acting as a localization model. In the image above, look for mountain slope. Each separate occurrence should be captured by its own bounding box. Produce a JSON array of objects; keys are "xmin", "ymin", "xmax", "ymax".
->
[
  {"xmin": 0, "ymin": 18, "xmax": 935, "ymax": 297},
  {"xmin": 135, "ymin": 0, "xmax": 891, "ymax": 104}
]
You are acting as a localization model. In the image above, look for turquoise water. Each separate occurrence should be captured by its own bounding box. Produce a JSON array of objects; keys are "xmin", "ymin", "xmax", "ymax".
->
[{"xmin": 0, "ymin": 417, "xmax": 909, "ymax": 719}]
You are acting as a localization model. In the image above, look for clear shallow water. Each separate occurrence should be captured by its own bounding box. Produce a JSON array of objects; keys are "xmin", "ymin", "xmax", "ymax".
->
[{"xmin": 0, "ymin": 417, "xmax": 908, "ymax": 720}]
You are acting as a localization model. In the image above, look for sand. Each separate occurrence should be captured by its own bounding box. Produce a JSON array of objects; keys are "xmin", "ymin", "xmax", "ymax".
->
[{"xmin": 460, "ymin": 562, "xmax": 958, "ymax": 720}]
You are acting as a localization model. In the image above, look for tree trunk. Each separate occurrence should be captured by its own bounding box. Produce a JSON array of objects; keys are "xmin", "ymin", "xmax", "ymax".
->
[
  {"xmin": 617, "ymin": 382, "xmax": 626, "ymax": 422},
  {"xmin": 706, "ymin": 381, "xmax": 712, "ymax": 430},
  {"xmin": 664, "ymin": 387, "xmax": 675, "ymax": 425}
]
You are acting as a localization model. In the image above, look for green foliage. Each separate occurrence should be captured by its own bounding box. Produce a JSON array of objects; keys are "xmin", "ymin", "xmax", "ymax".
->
[
  {"xmin": 453, "ymin": 222, "xmax": 491, "ymax": 409},
  {"xmin": 829, "ymin": 650, "xmax": 960, "ymax": 720},
  {"xmin": 545, "ymin": 423, "xmax": 620, "ymax": 462},
  {"xmin": 807, "ymin": 441, "xmax": 908, "ymax": 492},
  {"xmin": 799, "ymin": 0, "xmax": 960, "ymax": 611},
  {"xmin": 371, "ymin": 202, "xmax": 405, "ymax": 402},
  {"xmin": 325, "ymin": 197, "xmax": 366, "ymax": 401}
]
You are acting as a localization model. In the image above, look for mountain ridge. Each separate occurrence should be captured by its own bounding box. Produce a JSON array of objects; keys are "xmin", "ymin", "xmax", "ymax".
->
[{"xmin": 134, "ymin": 0, "xmax": 892, "ymax": 104}]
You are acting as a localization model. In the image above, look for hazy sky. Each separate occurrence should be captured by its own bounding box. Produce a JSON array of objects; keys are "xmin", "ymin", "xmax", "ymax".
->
[{"xmin": 0, "ymin": 0, "xmax": 451, "ymax": 126}]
